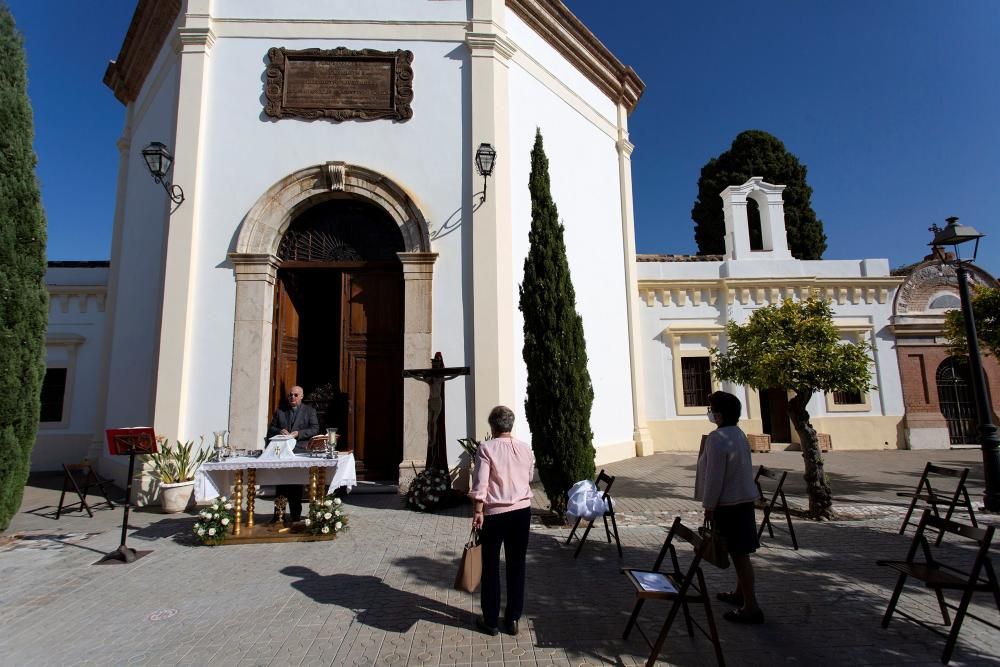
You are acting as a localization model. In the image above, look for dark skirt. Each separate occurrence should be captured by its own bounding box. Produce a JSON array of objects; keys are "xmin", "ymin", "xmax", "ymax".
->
[{"xmin": 714, "ymin": 502, "xmax": 759, "ymax": 556}]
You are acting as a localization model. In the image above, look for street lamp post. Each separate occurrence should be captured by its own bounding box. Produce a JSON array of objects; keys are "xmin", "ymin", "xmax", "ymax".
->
[{"xmin": 930, "ymin": 217, "xmax": 1000, "ymax": 511}]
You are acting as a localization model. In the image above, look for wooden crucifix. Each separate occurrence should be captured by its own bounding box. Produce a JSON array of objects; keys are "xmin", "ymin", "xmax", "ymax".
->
[{"xmin": 402, "ymin": 352, "xmax": 470, "ymax": 474}]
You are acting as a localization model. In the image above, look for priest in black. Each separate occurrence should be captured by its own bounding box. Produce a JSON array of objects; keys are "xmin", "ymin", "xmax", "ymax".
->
[{"xmin": 267, "ymin": 385, "xmax": 320, "ymax": 520}]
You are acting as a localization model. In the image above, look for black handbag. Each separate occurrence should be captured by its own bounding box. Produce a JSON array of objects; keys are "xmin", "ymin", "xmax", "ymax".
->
[{"xmin": 698, "ymin": 519, "xmax": 730, "ymax": 569}]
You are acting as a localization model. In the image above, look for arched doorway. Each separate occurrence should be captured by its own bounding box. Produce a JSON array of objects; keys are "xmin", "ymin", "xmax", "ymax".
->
[
  {"xmin": 270, "ymin": 197, "xmax": 405, "ymax": 480},
  {"xmin": 227, "ymin": 162, "xmax": 436, "ymax": 486},
  {"xmin": 937, "ymin": 357, "xmax": 977, "ymax": 445}
]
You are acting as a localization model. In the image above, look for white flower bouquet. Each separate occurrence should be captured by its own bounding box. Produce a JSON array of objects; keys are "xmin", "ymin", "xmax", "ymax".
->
[
  {"xmin": 305, "ymin": 495, "xmax": 347, "ymax": 537},
  {"xmin": 193, "ymin": 496, "xmax": 235, "ymax": 546}
]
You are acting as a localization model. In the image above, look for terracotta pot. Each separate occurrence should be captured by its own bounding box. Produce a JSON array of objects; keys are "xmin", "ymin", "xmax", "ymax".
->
[{"xmin": 160, "ymin": 480, "xmax": 195, "ymax": 513}]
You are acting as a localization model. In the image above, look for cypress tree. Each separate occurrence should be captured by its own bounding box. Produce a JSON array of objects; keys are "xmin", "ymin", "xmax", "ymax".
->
[
  {"xmin": 0, "ymin": 6, "xmax": 48, "ymax": 531},
  {"xmin": 519, "ymin": 129, "xmax": 595, "ymax": 518},
  {"xmin": 692, "ymin": 130, "xmax": 827, "ymax": 259}
]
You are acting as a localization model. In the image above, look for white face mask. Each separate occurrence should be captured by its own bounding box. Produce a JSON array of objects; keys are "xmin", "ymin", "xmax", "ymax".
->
[{"xmin": 707, "ymin": 410, "xmax": 717, "ymax": 424}]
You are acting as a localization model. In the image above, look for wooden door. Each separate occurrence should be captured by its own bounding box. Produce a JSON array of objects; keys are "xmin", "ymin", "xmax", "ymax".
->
[
  {"xmin": 269, "ymin": 276, "xmax": 301, "ymax": 417},
  {"xmin": 761, "ymin": 388, "xmax": 792, "ymax": 443},
  {"xmin": 340, "ymin": 269, "xmax": 403, "ymax": 480}
]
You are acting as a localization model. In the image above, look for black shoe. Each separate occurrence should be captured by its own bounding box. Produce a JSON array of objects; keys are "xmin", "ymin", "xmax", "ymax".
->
[
  {"xmin": 504, "ymin": 618, "xmax": 519, "ymax": 636},
  {"xmin": 475, "ymin": 617, "xmax": 499, "ymax": 636}
]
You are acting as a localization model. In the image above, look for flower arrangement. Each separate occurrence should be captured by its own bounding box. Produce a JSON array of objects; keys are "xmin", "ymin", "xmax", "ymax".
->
[
  {"xmin": 193, "ymin": 496, "xmax": 234, "ymax": 545},
  {"xmin": 305, "ymin": 495, "xmax": 347, "ymax": 536},
  {"xmin": 406, "ymin": 466, "xmax": 450, "ymax": 512}
]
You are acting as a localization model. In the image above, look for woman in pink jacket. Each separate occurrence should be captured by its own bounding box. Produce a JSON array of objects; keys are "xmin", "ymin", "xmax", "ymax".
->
[{"xmin": 469, "ymin": 405, "xmax": 535, "ymax": 637}]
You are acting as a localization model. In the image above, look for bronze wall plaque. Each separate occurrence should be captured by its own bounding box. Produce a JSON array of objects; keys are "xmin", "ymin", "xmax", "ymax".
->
[{"xmin": 264, "ymin": 47, "xmax": 413, "ymax": 122}]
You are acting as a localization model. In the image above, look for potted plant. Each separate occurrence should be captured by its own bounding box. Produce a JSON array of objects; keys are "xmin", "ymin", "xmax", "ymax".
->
[{"xmin": 146, "ymin": 438, "xmax": 212, "ymax": 513}]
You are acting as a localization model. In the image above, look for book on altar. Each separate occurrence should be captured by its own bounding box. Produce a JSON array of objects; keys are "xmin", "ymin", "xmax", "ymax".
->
[{"xmin": 261, "ymin": 435, "xmax": 298, "ymax": 459}]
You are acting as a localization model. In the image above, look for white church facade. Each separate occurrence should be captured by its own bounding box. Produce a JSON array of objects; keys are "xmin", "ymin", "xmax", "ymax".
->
[
  {"xmin": 637, "ymin": 178, "xmax": 906, "ymax": 451},
  {"xmin": 34, "ymin": 1, "xmax": 924, "ymax": 498},
  {"xmin": 50, "ymin": 0, "xmax": 652, "ymax": 494}
]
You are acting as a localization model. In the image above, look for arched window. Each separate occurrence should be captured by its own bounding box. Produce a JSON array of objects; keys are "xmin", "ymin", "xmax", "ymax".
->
[
  {"xmin": 928, "ymin": 294, "xmax": 961, "ymax": 310},
  {"xmin": 936, "ymin": 357, "xmax": 978, "ymax": 445}
]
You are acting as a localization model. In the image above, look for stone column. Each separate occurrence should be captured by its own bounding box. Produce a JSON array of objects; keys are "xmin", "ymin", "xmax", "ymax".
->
[
  {"xmin": 397, "ymin": 252, "xmax": 437, "ymax": 491},
  {"xmin": 615, "ymin": 102, "xmax": 654, "ymax": 456},
  {"xmin": 467, "ymin": 0, "xmax": 517, "ymax": 429},
  {"xmin": 227, "ymin": 253, "xmax": 280, "ymax": 449},
  {"xmin": 152, "ymin": 4, "xmax": 215, "ymax": 441}
]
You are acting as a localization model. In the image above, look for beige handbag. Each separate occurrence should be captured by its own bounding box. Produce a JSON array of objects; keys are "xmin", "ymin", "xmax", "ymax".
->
[{"xmin": 454, "ymin": 528, "xmax": 482, "ymax": 592}]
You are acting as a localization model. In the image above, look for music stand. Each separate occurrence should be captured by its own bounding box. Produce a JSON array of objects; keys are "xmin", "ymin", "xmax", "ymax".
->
[{"xmin": 98, "ymin": 427, "xmax": 158, "ymax": 564}]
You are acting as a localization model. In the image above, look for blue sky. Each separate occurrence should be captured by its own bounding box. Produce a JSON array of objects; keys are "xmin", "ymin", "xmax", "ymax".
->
[{"xmin": 7, "ymin": 0, "xmax": 999, "ymax": 274}]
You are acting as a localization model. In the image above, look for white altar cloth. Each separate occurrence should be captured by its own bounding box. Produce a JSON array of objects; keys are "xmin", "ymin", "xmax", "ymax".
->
[{"xmin": 195, "ymin": 453, "xmax": 357, "ymax": 502}]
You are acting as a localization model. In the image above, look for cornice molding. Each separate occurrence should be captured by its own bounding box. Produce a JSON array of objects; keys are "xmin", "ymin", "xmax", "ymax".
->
[
  {"xmin": 104, "ymin": 0, "xmax": 182, "ymax": 105},
  {"xmin": 466, "ymin": 31, "xmax": 518, "ymax": 60},
  {"xmin": 505, "ymin": 0, "xmax": 644, "ymax": 112}
]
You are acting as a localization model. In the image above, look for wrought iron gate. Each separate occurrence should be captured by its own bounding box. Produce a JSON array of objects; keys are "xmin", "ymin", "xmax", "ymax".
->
[{"xmin": 936, "ymin": 358, "xmax": 978, "ymax": 445}]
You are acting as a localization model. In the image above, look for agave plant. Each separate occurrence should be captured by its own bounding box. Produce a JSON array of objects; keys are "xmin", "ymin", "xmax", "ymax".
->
[{"xmin": 146, "ymin": 437, "xmax": 213, "ymax": 484}]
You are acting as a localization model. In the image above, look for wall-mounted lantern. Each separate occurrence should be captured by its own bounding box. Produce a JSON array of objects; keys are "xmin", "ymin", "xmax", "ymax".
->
[
  {"xmin": 475, "ymin": 142, "xmax": 497, "ymax": 204},
  {"xmin": 141, "ymin": 141, "xmax": 185, "ymax": 206}
]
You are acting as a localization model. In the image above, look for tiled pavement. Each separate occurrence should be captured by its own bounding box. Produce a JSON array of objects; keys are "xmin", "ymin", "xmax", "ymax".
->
[{"xmin": 1, "ymin": 449, "xmax": 997, "ymax": 666}]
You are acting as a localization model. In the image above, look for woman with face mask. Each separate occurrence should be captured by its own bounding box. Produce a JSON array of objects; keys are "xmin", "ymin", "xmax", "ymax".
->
[{"xmin": 694, "ymin": 391, "xmax": 764, "ymax": 624}]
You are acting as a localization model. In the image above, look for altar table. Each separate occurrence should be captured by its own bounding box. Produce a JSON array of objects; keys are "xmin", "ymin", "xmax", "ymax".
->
[{"xmin": 195, "ymin": 453, "xmax": 356, "ymax": 537}]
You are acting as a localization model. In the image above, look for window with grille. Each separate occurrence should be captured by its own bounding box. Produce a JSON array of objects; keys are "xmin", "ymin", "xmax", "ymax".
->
[
  {"xmin": 681, "ymin": 357, "xmax": 712, "ymax": 407},
  {"xmin": 832, "ymin": 390, "xmax": 863, "ymax": 405},
  {"xmin": 39, "ymin": 368, "xmax": 67, "ymax": 423}
]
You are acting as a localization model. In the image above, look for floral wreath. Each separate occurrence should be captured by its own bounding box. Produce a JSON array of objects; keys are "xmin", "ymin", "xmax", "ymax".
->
[{"xmin": 406, "ymin": 466, "xmax": 450, "ymax": 512}]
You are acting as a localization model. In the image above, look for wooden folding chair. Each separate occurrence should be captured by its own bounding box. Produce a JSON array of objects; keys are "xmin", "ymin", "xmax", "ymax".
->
[
  {"xmin": 897, "ymin": 462, "xmax": 978, "ymax": 546},
  {"xmin": 878, "ymin": 509, "xmax": 1000, "ymax": 665},
  {"xmin": 622, "ymin": 516, "xmax": 725, "ymax": 667},
  {"xmin": 754, "ymin": 465, "xmax": 798, "ymax": 549},
  {"xmin": 56, "ymin": 463, "xmax": 116, "ymax": 519},
  {"xmin": 565, "ymin": 469, "xmax": 622, "ymax": 558}
]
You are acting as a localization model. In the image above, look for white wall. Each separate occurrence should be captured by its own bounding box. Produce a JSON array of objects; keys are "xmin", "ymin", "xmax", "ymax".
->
[
  {"xmin": 637, "ymin": 255, "xmax": 906, "ymax": 449},
  {"xmin": 103, "ymin": 48, "xmax": 180, "ymax": 435},
  {"xmin": 507, "ymin": 35, "xmax": 635, "ymax": 454},
  {"xmin": 183, "ymin": 34, "xmax": 471, "ymax": 447},
  {"xmin": 34, "ymin": 266, "xmax": 109, "ymax": 471}
]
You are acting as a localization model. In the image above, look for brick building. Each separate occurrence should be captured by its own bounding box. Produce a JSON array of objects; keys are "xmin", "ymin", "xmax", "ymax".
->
[{"xmin": 891, "ymin": 255, "xmax": 999, "ymax": 448}]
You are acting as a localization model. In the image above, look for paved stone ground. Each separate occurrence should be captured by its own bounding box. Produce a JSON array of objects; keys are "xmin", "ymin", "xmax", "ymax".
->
[{"xmin": 2, "ymin": 449, "xmax": 998, "ymax": 666}]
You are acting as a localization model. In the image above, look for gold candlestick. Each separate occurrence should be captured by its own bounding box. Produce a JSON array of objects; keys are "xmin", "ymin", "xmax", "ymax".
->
[
  {"xmin": 247, "ymin": 468, "xmax": 256, "ymax": 527},
  {"xmin": 233, "ymin": 470, "xmax": 243, "ymax": 535},
  {"xmin": 309, "ymin": 466, "xmax": 318, "ymax": 502},
  {"xmin": 317, "ymin": 466, "xmax": 326, "ymax": 498}
]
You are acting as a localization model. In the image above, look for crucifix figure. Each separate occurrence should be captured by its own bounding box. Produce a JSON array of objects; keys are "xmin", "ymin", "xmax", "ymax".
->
[{"xmin": 402, "ymin": 352, "xmax": 470, "ymax": 475}]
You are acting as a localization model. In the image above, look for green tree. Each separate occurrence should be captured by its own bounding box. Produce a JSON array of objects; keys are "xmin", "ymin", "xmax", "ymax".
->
[
  {"xmin": 944, "ymin": 285, "xmax": 1000, "ymax": 358},
  {"xmin": 692, "ymin": 130, "xmax": 827, "ymax": 259},
  {"xmin": 711, "ymin": 297, "xmax": 872, "ymax": 519},
  {"xmin": 519, "ymin": 129, "xmax": 595, "ymax": 517},
  {"xmin": 0, "ymin": 6, "xmax": 48, "ymax": 531}
]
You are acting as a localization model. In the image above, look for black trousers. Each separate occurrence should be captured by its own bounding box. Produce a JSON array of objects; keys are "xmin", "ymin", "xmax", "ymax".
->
[
  {"xmin": 480, "ymin": 507, "xmax": 530, "ymax": 626},
  {"xmin": 276, "ymin": 484, "xmax": 303, "ymax": 520}
]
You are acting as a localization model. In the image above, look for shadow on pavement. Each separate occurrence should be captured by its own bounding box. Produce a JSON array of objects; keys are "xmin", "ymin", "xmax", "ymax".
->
[{"xmin": 281, "ymin": 566, "xmax": 470, "ymax": 633}]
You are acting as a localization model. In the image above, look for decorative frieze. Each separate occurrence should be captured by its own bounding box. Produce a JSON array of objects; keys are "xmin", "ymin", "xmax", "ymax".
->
[{"xmin": 639, "ymin": 278, "xmax": 902, "ymax": 309}]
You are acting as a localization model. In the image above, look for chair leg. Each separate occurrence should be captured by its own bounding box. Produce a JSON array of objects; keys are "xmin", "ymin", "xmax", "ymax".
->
[
  {"xmin": 701, "ymin": 595, "xmax": 725, "ymax": 667},
  {"xmin": 56, "ymin": 484, "xmax": 69, "ymax": 520},
  {"xmin": 603, "ymin": 514, "xmax": 613, "ymax": 543},
  {"xmin": 941, "ymin": 586, "xmax": 977, "ymax": 664},
  {"xmin": 898, "ymin": 491, "xmax": 921, "ymax": 536},
  {"xmin": 646, "ymin": 599, "xmax": 684, "ymax": 667},
  {"xmin": 609, "ymin": 510, "xmax": 623, "ymax": 558},
  {"xmin": 622, "ymin": 599, "xmax": 645, "ymax": 640},
  {"xmin": 565, "ymin": 516, "xmax": 583, "ymax": 546},
  {"xmin": 961, "ymin": 486, "xmax": 978, "ymax": 528},
  {"xmin": 881, "ymin": 573, "xmax": 908, "ymax": 628},
  {"xmin": 934, "ymin": 587, "xmax": 951, "ymax": 625},
  {"xmin": 780, "ymin": 491, "xmax": 798, "ymax": 550},
  {"xmin": 574, "ymin": 519, "xmax": 595, "ymax": 559}
]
